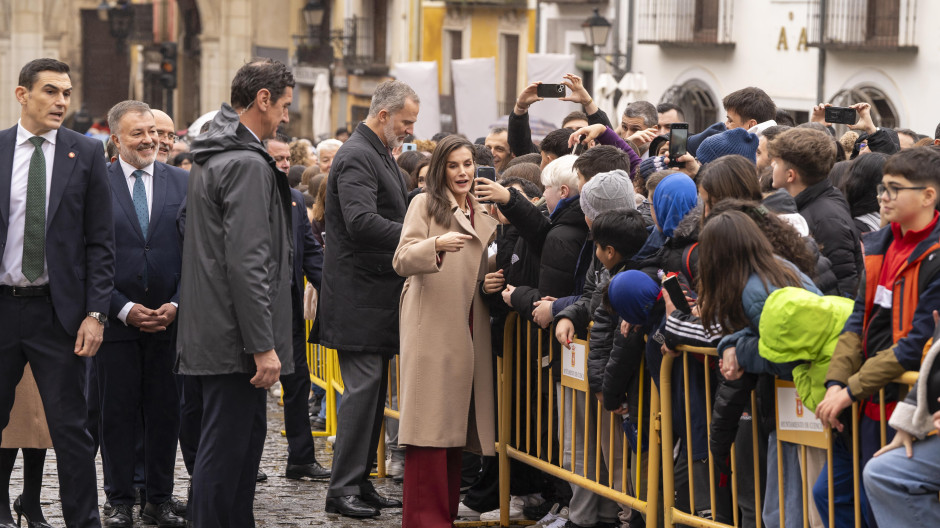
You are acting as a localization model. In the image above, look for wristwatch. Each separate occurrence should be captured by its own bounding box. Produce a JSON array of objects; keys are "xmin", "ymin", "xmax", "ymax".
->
[{"xmin": 87, "ymin": 311, "xmax": 107, "ymax": 324}]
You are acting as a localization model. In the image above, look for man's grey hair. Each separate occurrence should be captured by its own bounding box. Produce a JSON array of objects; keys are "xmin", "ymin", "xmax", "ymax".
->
[
  {"xmin": 108, "ymin": 100, "xmax": 153, "ymax": 136},
  {"xmin": 316, "ymin": 138, "xmax": 343, "ymax": 157},
  {"xmin": 368, "ymin": 80, "xmax": 419, "ymax": 118},
  {"xmin": 488, "ymin": 127, "xmax": 508, "ymax": 136},
  {"xmin": 623, "ymin": 101, "xmax": 658, "ymax": 128}
]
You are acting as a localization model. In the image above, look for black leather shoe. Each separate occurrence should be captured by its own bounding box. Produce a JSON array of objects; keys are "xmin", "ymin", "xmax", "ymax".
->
[
  {"xmin": 361, "ymin": 489, "xmax": 402, "ymax": 509},
  {"xmin": 325, "ymin": 495, "xmax": 379, "ymax": 518},
  {"xmin": 141, "ymin": 501, "xmax": 186, "ymax": 527},
  {"xmin": 166, "ymin": 496, "xmax": 187, "ymax": 519},
  {"xmin": 311, "ymin": 416, "xmax": 326, "ymax": 431},
  {"xmin": 103, "ymin": 504, "xmax": 134, "ymax": 527},
  {"xmin": 256, "ymin": 469, "xmax": 268, "ymax": 482},
  {"xmin": 285, "ymin": 461, "xmax": 331, "ymax": 480}
]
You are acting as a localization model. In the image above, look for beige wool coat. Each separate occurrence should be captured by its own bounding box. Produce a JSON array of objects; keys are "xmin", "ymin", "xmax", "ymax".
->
[
  {"xmin": 1, "ymin": 365, "xmax": 52, "ymax": 449},
  {"xmin": 393, "ymin": 192, "xmax": 498, "ymax": 455}
]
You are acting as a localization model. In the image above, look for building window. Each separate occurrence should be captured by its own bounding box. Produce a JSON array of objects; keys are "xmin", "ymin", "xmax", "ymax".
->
[
  {"xmin": 829, "ymin": 85, "xmax": 899, "ymax": 132},
  {"xmin": 659, "ymin": 79, "xmax": 718, "ymax": 135},
  {"xmin": 637, "ymin": 0, "xmax": 734, "ymax": 46},
  {"xmin": 807, "ymin": 0, "xmax": 916, "ymax": 51},
  {"xmin": 443, "ymin": 29, "xmax": 464, "ymax": 96}
]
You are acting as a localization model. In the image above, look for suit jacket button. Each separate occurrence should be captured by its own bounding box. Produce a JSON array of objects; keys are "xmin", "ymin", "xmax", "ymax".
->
[{"xmin": 145, "ymin": 246, "xmax": 150, "ymax": 251}]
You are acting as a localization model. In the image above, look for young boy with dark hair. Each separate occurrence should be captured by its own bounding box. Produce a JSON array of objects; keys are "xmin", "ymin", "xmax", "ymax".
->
[
  {"xmin": 722, "ymin": 86, "xmax": 776, "ymax": 130},
  {"xmin": 572, "ymin": 145, "xmax": 633, "ymax": 185},
  {"xmin": 539, "ymin": 128, "xmax": 577, "ymax": 169},
  {"xmin": 814, "ymin": 146, "xmax": 940, "ymax": 527},
  {"xmin": 769, "ymin": 127, "xmax": 862, "ymax": 297}
]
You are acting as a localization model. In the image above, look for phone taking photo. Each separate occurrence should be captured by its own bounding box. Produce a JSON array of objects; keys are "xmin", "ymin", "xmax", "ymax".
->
[
  {"xmin": 668, "ymin": 123, "xmax": 689, "ymax": 168},
  {"xmin": 662, "ymin": 275, "xmax": 692, "ymax": 315},
  {"xmin": 475, "ymin": 166, "xmax": 496, "ymax": 203},
  {"xmin": 571, "ymin": 134, "xmax": 587, "ymax": 156},
  {"xmin": 537, "ymin": 84, "xmax": 566, "ymax": 98},
  {"xmin": 824, "ymin": 106, "xmax": 856, "ymax": 125}
]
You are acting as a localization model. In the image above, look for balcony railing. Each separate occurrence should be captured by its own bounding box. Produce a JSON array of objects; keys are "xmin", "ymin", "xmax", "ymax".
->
[
  {"xmin": 807, "ymin": 0, "xmax": 917, "ymax": 51},
  {"xmin": 294, "ymin": 16, "xmax": 388, "ymax": 71},
  {"xmin": 637, "ymin": 0, "xmax": 734, "ymax": 47}
]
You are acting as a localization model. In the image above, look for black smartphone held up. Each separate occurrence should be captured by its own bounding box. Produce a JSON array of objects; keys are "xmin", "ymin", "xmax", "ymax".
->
[
  {"xmin": 825, "ymin": 106, "xmax": 857, "ymax": 125},
  {"xmin": 402, "ymin": 142, "xmax": 417, "ymax": 152},
  {"xmin": 537, "ymin": 83, "xmax": 566, "ymax": 98},
  {"xmin": 668, "ymin": 122, "xmax": 689, "ymax": 168},
  {"xmin": 662, "ymin": 275, "xmax": 692, "ymax": 315},
  {"xmin": 475, "ymin": 166, "xmax": 496, "ymax": 203},
  {"xmin": 571, "ymin": 134, "xmax": 587, "ymax": 156}
]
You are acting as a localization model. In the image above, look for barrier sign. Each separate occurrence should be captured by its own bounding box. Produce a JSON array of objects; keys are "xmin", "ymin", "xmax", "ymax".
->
[
  {"xmin": 775, "ymin": 380, "xmax": 829, "ymax": 449},
  {"xmin": 561, "ymin": 339, "xmax": 589, "ymax": 392}
]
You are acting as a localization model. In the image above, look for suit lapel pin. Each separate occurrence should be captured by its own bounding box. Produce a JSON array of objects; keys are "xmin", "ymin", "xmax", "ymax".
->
[{"xmin": 68, "ymin": 152, "xmax": 76, "ymax": 158}]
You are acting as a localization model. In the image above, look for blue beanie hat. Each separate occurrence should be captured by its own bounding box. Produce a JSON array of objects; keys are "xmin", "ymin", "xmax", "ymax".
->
[
  {"xmin": 638, "ymin": 156, "xmax": 668, "ymax": 181},
  {"xmin": 687, "ymin": 122, "xmax": 726, "ymax": 157},
  {"xmin": 608, "ymin": 270, "xmax": 661, "ymax": 325},
  {"xmin": 695, "ymin": 128, "xmax": 759, "ymax": 165},
  {"xmin": 652, "ymin": 173, "xmax": 698, "ymax": 237}
]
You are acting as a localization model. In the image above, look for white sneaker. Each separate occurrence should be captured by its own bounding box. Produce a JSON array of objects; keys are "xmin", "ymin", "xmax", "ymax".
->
[
  {"xmin": 385, "ymin": 455, "xmax": 404, "ymax": 478},
  {"xmin": 457, "ymin": 501, "xmax": 482, "ymax": 520},
  {"xmin": 479, "ymin": 493, "xmax": 544, "ymax": 521},
  {"xmin": 536, "ymin": 506, "xmax": 570, "ymax": 528}
]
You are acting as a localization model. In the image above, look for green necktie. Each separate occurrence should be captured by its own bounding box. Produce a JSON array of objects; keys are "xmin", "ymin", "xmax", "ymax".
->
[{"xmin": 22, "ymin": 136, "xmax": 46, "ymax": 282}]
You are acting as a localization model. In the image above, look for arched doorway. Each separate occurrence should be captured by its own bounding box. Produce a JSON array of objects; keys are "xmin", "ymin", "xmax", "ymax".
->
[
  {"xmin": 828, "ymin": 85, "xmax": 899, "ymax": 135},
  {"xmin": 659, "ymin": 79, "xmax": 718, "ymax": 134}
]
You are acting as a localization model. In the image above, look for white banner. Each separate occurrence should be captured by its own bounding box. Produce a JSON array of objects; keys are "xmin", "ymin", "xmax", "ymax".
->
[
  {"xmin": 526, "ymin": 53, "xmax": 580, "ymax": 129},
  {"xmin": 776, "ymin": 385, "xmax": 824, "ymax": 433},
  {"xmin": 452, "ymin": 58, "xmax": 499, "ymax": 141},
  {"xmin": 390, "ymin": 62, "xmax": 441, "ymax": 141}
]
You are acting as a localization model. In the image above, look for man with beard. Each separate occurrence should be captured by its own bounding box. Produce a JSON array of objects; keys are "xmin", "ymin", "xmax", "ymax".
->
[
  {"xmin": 317, "ymin": 79, "xmax": 418, "ymax": 518},
  {"xmin": 152, "ymin": 109, "xmax": 176, "ymax": 164},
  {"xmin": 97, "ymin": 100, "xmax": 187, "ymax": 527}
]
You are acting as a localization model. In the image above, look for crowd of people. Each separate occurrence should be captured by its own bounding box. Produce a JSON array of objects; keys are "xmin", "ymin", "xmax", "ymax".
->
[{"xmin": 0, "ymin": 54, "xmax": 939, "ymax": 528}]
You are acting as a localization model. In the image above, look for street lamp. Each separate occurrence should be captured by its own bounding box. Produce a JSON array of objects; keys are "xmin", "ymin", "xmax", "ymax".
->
[
  {"xmin": 303, "ymin": 0, "xmax": 326, "ymax": 30},
  {"xmin": 581, "ymin": 7, "xmax": 630, "ymax": 77},
  {"xmin": 582, "ymin": 8, "xmax": 612, "ymax": 48},
  {"xmin": 96, "ymin": 0, "xmax": 135, "ymax": 53}
]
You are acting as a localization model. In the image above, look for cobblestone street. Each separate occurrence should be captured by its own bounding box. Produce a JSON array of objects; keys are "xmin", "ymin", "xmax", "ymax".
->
[{"xmin": 7, "ymin": 393, "xmax": 405, "ymax": 527}]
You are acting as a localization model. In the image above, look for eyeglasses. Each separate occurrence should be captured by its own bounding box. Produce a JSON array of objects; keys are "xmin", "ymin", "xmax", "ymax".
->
[
  {"xmin": 858, "ymin": 142, "xmax": 867, "ymax": 149},
  {"xmin": 155, "ymin": 130, "xmax": 177, "ymax": 141},
  {"xmin": 878, "ymin": 183, "xmax": 927, "ymax": 201}
]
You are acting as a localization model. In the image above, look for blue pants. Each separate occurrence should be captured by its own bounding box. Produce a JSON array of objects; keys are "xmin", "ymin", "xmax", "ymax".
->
[
  {"xmin": 813, "ymin": 415, "xmax": 891, "ymax": 527},
  {"xmin": 863, "ymin": 433, "xmax": 940, "ymax": 526}
]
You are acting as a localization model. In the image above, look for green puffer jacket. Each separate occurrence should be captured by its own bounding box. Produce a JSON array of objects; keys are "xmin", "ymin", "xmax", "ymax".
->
[{"xmin": 758, "ymin": 287, "xmax": 855, "ymax": 412}]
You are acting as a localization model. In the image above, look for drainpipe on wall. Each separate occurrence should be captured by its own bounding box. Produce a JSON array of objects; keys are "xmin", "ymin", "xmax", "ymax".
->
[
  {"xmin": 816, "ymin": 0, "xmax": 827, "ymax": 104},
  {"xmin": 625, "ymin": 0, "xmax": 634, "ymax": 74}
]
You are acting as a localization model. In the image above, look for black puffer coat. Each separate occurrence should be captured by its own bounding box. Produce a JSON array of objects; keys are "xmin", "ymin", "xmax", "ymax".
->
[{"xmin": 794, "ymin": 180, "xmax": 863, "ymax": 297}]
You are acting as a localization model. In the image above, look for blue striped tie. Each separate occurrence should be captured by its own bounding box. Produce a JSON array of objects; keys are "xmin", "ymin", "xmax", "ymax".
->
[{"xmin": 132, "ymin": 170, "xmax": 149, "ymax": 238}]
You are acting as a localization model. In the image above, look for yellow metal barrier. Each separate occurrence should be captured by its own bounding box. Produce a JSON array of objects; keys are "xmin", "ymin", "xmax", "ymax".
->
[{"xmin": 497, "ymin": 312, "xmax": 662, "ymax": 528}]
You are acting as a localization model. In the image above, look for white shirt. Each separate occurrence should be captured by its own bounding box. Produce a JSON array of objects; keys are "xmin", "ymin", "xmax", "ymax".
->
[
  {"xmin": 116, "ymin": 158, "xmax": 156, "ymax": 325},
  {"xmin": 118, "ymin": 157, "xmax": 154, "ymax": 216},
  {"xmin": 0, "ymin": 121, "xmax": 57, "ymax": 286}
]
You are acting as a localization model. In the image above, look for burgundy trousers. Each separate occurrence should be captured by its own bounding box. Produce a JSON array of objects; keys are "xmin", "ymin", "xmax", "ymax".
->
[{"xmin": 402, "ymin": 446, "xmax": 463, "ymax": 528}]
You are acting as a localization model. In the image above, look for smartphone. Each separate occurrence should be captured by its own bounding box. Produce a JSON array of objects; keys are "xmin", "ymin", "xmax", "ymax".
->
[
  {"xmin": 668, "ymin": 123, "xmax": 689, "ymax": 168},
  {"xmin": 571, "ymin": 134, "xmax": 587, "ymax": 156},
  {"xmin": 824, "ymin": 106, "xmax": 856, "ymax": 125},
  {"xmin": 402, "ymin": 142, "xmax": 417, "ymax": 152},
  {"xmin": 475, "ymin": 166, "xmax": 496, "ymax": 203},
  {"xmin": 662, "ymin": 275, "xmax": 692, "ymax": 315},
  {"xmin": 536, "ymin": 83, "xmax": 566, "ymax": 98}
]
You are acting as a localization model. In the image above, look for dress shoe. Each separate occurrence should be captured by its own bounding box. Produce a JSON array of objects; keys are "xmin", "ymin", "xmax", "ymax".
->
[
  {"xmin": 256, "ymin": 469, "xmax": 268, "ymax": 482},
  {"xmin": 285, "ymin": 461, "xmax": 331, "ymax": 480},
  {"xmin": 141, "ymin": 501, "xmax": 186, "ymax": 527},
  {"xmin": 102, "ymin": 503, "xmax": 134, "ymax": 527},
  {"xmin": 166, "ymin": 496, "xmax": 187, "ymax": 519},
  {"xmin": 13, "ymin": 496, "xmax": 52, "ymax": 528},
  {"xmin": 325, "ymin": 495, "xmax": 379, "ymax": 518},
  {"xmin": 361, "ymin": 488, "xmax": 402, "ymax": 509}
]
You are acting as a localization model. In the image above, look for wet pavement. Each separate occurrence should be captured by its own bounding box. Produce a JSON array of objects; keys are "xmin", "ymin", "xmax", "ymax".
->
[{"xmin": 6, "ymin": 392, "xmax": 405, "ymax": 527}]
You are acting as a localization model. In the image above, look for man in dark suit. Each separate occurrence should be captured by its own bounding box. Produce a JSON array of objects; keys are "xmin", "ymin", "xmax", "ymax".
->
[
  {"xmin": 318, "ymin": 79, "xmax": 418, "ymax": 518},
  {"xmin": 0, "ymin": 58, "xmax": 114, "ymax": 528},
  {"xmin": 96, "ymin": 100, "xmax": 187, "ymax": 528},
  {"xmin": 177, "ymin": 59, "xmax": 294, "ymax": 528},
  {"xmin": 264, "ymin": 137, "xmax": 331, "ymax": 482}
]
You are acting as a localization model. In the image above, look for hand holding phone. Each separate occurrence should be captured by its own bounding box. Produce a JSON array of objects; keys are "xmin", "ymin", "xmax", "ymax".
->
[
  {"xmin": 536, "ymin": 83, "xmax": 566, "ymax": 98},
  {"xmin": 824, "ymin": 106, "xmax": 856, "ymax": 125},
  {"xmin": 662, "ymin": 275, "xmax": 692, "ymax": 315},
  {"xmin": 668, "ymin": 123, "xmax": 689, "ymax": 168}
]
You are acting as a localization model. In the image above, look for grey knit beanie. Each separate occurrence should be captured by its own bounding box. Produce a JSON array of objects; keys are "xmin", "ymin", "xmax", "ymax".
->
[{"xmin": 579, "ymin": 169, "xmax": 636, "ymax": 222}]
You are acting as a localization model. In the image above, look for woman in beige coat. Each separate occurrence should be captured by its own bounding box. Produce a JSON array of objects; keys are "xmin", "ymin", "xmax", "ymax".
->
[
  {"xmin": 1, "ymin": 365, "xmax": 53, "ymax": 528},
  {"xmin": 393, "ymin": 135, "xmax": 505, "ymax": 527}
]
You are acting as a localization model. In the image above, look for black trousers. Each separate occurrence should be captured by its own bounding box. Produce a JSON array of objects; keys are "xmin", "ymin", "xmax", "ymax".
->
[
  {"xmin": 177, "ymin": 373, "xmax": 201, "ymax": 476},
  {"xmin": 327, "ymin": 351, "xmax": 389, "ymax": 498},
  {"xmin": 97, "ymin": 335, "xmax": 180, "ymax": 506},
  {"xmin": 278, "ymin": 300, "xmax": 317, "ymax": 465},
  {"xmin": 0, "ymin": 295, "xmax": 100, "ymax": 528},
  {"xmin": 190, "ymin": 373, "xmax": 266, "ymax": 528}
]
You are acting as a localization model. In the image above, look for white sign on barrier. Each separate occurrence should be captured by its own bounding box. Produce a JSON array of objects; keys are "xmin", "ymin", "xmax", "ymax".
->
[
  {"xmin": 776, "ymin": 384, "xmax": 824, "ymax": 433},
  {"xmin": 561, "ymin": 341, "xmax": 587, "ymax": 389}
]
